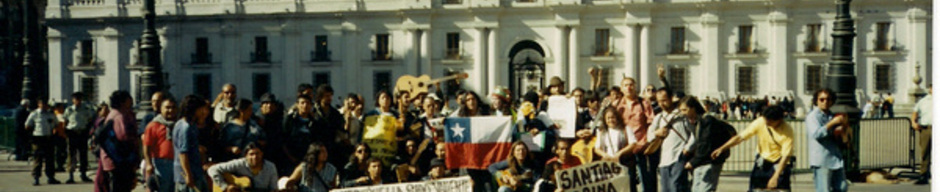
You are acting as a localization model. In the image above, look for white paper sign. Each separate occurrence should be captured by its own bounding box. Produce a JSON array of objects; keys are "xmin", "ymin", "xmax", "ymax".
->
[{"xmin": 548, "ymin": 96, "xmax": 577, "ymax": 138}]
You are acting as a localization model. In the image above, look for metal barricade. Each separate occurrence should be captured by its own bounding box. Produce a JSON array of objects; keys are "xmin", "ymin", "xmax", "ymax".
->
[
  {"xmin": 0, "ymin": 117, "xmax": 14, "ymax": 150},
  {"xmin": 720, "ymin": 118, "xmax": 914, "ymax": 173}
]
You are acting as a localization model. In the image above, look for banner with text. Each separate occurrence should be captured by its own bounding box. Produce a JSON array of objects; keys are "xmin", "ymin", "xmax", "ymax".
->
[
  {"xmin": 362, "ymin": 114, "xmax": 399, "ymax": 164},
  {"xmin": 332, "ymin": 176, "xmax": 472, "ymax": 192},
  {"xmin": 555, "ymin": 161, "xmax": 632, "ymax": 192}
]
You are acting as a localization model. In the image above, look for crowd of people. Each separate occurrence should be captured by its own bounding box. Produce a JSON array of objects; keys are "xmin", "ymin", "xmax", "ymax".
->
[{"xmin": 9, "ymin": 65, "xmax": 932, "ymax": 192}]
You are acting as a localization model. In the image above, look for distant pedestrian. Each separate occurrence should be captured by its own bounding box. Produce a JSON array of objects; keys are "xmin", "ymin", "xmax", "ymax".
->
[
  {"xmin": 13, "ymin": 99, "xmax": 31, "ymax": 161},
  {"xmin": 63, "ymin": 92, "xmax": 96, "ymax": 183},
  {"xmin": 26, "ymin": 99, "xmax": 61, "ymax": 186},
  {"xmin": 912, "ymin": 85, "xmax": 932, "ymax": 185}
]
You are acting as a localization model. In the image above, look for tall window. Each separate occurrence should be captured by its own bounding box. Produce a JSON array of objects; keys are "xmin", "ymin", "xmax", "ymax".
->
[
  {"xmin": 874, "ymin": 64, "xmax": 892, "ymax": 91},
  {"xmin": 79, "ymin": 39, "xmax": 94, "ymax": 65},
  {"xmin": 194, "ymin": 74, "xmax": 212, "ymax": 99},
  {"xmin": 737, "ymin": 25, "xmax": 753, "ymax": 53},
  {"xmin": 193, "ymin": 37, "xmax": 211, "ymax": 64},
  {"xmin": 80, "ymin": 76, "xmax": 98, "ymax": 104},
  {"xmin": 670, "ymin": 27, "xmax": 686, "ymax": 54},
  {"xmin": 668, "ymin": 67, "xmax": 687, "ymax": 93},
  {"xmin": 874, "ymin": 22, "xmax": 891, "ymax": 51},
  {"xmin": 737, "ymin": 66, "xmax": 756, "ymax": 93},
  {"xmin": 806, "ymin": 24, "xmax": 822, "ymax": 52},
  {"xmin": 253, "ymin": 73, "xmax": 271, "ymax": 101},
  {"xmin": 252, "ymin": 36, "xmax": 270, "ymax": 63},
  {"xmin": 446, "ymin": 33, "xmax": 460, "ymax": 59},
  {"xmin": 595, "ymin": 29, "xmax": 610, "ymax": 56},
  {"xmin": 374, "ymin": 71, "xmax": 391, "ymax": 95},
  {"xmin": 805, "ymin": 65, "xmax": 825, "ymax": 92},
  {"xmin": 313, "ymin": 35, "xmax": 330, "ymax": 62},
  {"xmin": 374, "ymin": 34, "xmax": 391, "ymax": 60},
  {"xmin": 313, "ymin": 72, "xmax": 330, "ymax": 89}
]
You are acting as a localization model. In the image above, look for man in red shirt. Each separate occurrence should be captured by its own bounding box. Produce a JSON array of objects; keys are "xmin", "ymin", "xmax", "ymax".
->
[
  {"xmin": 618, "ymin": 77, "xmax": 657, "ymax": 192},
  {"xmin": 546, "ymin": 139, "xmax": 582, "ymax": 170},
  {"xmin": 143, "ymin": 97, "xmax": 178, "ymax": 192}
]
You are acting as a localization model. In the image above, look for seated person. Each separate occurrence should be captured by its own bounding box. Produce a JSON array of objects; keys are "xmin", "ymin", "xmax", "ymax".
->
[
  {"xmin": 207, "ymin": 142, "xmax": 278, "ymax": 192},
  {"xmin": 286, "ymin": 143, "xmax": 337, "ymax": 192},
  {"xmin": 545, "ymin": 139, "xmax": 582, "ymax": 169},
  {"xmin": 422, "ymin": 158, "xmax": 452, "ymax": 181},
  {"xmin": 534, "ymin": 161, "xmax": 563, "ymax": 192},
  {"xmin": 341, "ymin": 143, "xmax": 371, "ymax": 187},
  {"xmin": 346, "ymin": 158, "xmax": 390, "ymax": 187},
  {"xmin": 488, "ymin": 141, "xmax": 542, "ymax": 192},
  {"xmin": 391, "ymin": 139, "xmax": 424, "ymax": 182}
]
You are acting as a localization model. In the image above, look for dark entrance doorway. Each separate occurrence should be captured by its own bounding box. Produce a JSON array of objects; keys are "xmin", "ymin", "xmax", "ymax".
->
[{"xmin": 508, "ymin": 40, "xmax": 546, "ymax": 101}]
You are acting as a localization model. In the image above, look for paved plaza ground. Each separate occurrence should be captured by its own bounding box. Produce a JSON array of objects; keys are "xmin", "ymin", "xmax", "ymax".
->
[{"xmin": 0, "ymin": 151, "xmax": 930, "ymax": 192}]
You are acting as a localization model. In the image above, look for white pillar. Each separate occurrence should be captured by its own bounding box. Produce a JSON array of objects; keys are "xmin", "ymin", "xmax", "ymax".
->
[
  {"xmin": 769, "ymin": 10, "xmax": 789, "ymax": 94},
  {"xmin": 638, "ymin": 23, "xmax": 651, "ymax": 86},
  {"xmin": 908, "ymin": 8, "xmax": 929, "ymax": 100},
  {"xmin": 568, "ymin": 26, "xmax": 579, "ymax": 90},
  {"xmin": 343, "ymin": 29, "xmax": 362, "ymax": 97},
  {"xmin": 404, "ymin": 29, "xmax": 420, "ymax": 76},
  {"xmin": 487, "ymin": 28, "xmax": 500, "ymax": 91},
  {"xmin": 701, "ymin": 14, "xmax": 721, "ymax": 94},
  {"xmin": 99, "ymin": 28, "xmax": 123, "ymax": 102},
  {"xmin": 221, "ymin": 29, "xmax": 238, "ymax": 91},
  {"xmin": 555, "ymin": 26, "xmax": 569, "ymax": 84},
  {"xmin": 420, "ymin": 29, "xmax": 433, "ymax": 76},
  {"xmin": 47, "ymin": 31, "xmax": 68, "ymax": 101},
  {"xmin": 623, "ymin": 24, "xmax": 637, "ymax": 81},
  {"xmin": 283, "ymin": 30, "xmax": 301, "ymax": 98},
  {"xmin": 473, "ymin": 28, "xmax": 487, "ymax": 93}
]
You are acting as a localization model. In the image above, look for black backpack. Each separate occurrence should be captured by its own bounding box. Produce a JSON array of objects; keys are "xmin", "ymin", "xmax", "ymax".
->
[{"xmin": 93, "ymin": 119, "xmax": 140, "ymax": 165}]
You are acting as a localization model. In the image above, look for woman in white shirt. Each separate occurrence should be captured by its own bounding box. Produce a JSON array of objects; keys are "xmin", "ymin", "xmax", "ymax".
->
[{"xmin": 594, "ymin": 109, "xmax": 637, "ymax": 162}]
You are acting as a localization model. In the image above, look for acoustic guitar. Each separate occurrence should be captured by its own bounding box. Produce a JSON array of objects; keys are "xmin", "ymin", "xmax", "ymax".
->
[
  {"xmin": 644, "ymin": 114, "xmax": 687, "ymax": 155},
  {"xmin": 496, "ymin": 169, "xmax": 531, "ymax": 191},
  {"xmin": 395, "ymin": 73, "xmax": 469, "ymax": 101},
  {"xmin": 212, "ymin": 174, "xmax": 252, "ymax": 192}
]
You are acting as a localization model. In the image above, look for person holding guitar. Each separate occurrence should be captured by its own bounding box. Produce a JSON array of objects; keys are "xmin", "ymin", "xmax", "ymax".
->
[
  {"xmin": 488, "ymin": 141, "xmax": 541, "ymax": 192},
  {"xmin": 207, "ymin": 142, "xmax": 278, "ymax": 192},
  {"xmin": 805, "ymin": 88, "xmax": 849, "ymax": 192},
  {"xmin": 645, "ymin": 88, "xmax": 693, "ymax": 192}
]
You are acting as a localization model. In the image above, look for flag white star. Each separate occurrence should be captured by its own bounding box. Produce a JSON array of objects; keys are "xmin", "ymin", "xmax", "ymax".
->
[{"xmin": 451, "ymin": 123, "xmax": 466, "ymax": 139}]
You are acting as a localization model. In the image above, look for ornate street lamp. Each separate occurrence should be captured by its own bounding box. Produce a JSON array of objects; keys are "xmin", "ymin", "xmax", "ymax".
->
[
  {"xmin": 137, "ymin": 0, "xmax": 164, "ymax": 111},
  {"xmin": 827, "ymin": 0, "xmax": 862, "ymax": 179}
]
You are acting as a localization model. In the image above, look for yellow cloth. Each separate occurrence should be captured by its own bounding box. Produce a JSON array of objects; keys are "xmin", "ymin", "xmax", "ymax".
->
[
  {"xmin": 571, "ymin": 137, "xmax": 597, "ymax": 163},
  {"xmin": 737, "ymin": 117, "xmax": 794, "ymax": 162},
  {"xmin": 363, "ymin": 114, "xmax": 400, "ymax": 164}
]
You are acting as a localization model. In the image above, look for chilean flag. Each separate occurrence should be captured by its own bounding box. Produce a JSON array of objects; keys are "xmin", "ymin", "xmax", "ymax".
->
[{"xmin": 444, "ymin": 117, "xmax": 514, "ymax": 170}]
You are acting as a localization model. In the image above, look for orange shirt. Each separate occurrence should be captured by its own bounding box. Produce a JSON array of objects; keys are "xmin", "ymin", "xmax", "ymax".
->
[
  {"xmin": 618, "ymin": 97, "xmax": 654, "ymax": 153},
  {"xmin": 143, "ymin": 121, "xmax": 175, "ymax": 159}
]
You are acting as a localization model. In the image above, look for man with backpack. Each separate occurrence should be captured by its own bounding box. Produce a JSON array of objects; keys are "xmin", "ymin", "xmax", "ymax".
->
[
  {"xmin": 94, "ymin": 91, "xmax": 141, "ymax": 192},
  {"xmin": 684, "ymin": 96, "xmax": 736, "ymax": 192}
]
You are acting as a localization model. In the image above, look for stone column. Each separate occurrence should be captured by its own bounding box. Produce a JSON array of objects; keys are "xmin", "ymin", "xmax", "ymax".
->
[
  {"xmin": 555, "ymin": 26, "xmax": 569, "ymax": 84},
  {"xmin": 907, "ymin": 7, "xmax": 929, "ymax": 103},
  {"xmin": 420, "ymin": 29, "xmax": 432, "ymax": 76},
  {"xmin": 47, "ymin": 30, "xmax": 68, "ymax": 101},
  {"xmin": 487, "ymin": 28, "xmax": 500, "ymax": 91},
  {"xmin": 638, "ymin": 23, "xmax": 651, "ymax": 86},
  {"xmin": 623, "ymin": 24, "xmax": 638, "ymax": 81},
  {"xmin": 768, "ymin": 10, "xmax": 789, "ymax": 94},
  {"xmin": 700, "ymin": 12, "xmax": 721, "ymax": 94},
  {"xmin": 473, "ymin": 27, "xmax": 487, "ymax": 92},
  {"xmin": 568, "ymin": 26, "xmax": 579, "ymax": 89}
]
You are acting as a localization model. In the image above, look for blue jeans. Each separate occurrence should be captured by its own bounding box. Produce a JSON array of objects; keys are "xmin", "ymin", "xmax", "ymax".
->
[
  {"xmin": 812, "ymin": 166, "xmax": 848, "ymax": 192},
  {"xmin": 636, "ymin": 153, "xmax": 659, "ymax": 192},
  {"xmin": 658, "ymin": 161, "xmax": 690, "ymax": 192},
  {"xmin": 152, "ymin": 158, "xmax": 175, "ymax": 192},
  {"xmin": 692, "ymin": 162, "xmax": 724, "ymax": 192},
  {"xmin": 176, "ymin": 175, "xmax": 208, "ymax": 192}
]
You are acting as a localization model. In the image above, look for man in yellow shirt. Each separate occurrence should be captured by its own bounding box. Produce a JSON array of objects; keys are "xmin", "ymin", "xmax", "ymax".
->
[{"xmin": 712, "ymin": 106, "xmax": 794, "ymax": 191}]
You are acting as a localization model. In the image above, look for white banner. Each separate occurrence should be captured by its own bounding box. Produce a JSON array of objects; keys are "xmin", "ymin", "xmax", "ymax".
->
[
  {"xmin": 548, "ymin": 96, "xmax": 577, "ymax": 138},
  {"xmin": 332, "ymin": 176, "xmax": 472, "ymax": 192},
  {"xmin": 555, "ymin": 161, "xmax": 632, "ymax": 192}
]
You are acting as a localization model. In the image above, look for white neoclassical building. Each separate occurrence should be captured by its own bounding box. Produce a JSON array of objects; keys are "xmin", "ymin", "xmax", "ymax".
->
[{"xmin": 44, "ymin": 0, "xmax": 931, "ymax": 114}]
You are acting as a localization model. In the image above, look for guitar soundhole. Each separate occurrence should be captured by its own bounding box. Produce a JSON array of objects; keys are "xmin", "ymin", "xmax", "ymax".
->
[{"xmin": 418, "ymin": 82, "xmax": 425, "ymax": 87}]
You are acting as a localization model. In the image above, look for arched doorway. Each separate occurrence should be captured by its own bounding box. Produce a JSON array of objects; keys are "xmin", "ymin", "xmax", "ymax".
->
[{"xmin": 508, "ymin": 40, "xmax": 546, "ymax": 100}]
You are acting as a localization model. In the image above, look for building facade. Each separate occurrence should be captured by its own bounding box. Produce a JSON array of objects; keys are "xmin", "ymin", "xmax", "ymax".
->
[{"xmin": 44, "ymin": 0, "xmax": 931, "ymax": 114}]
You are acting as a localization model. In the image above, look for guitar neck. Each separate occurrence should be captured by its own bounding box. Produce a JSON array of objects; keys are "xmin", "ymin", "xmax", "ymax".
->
[{"xmin": 427, "ymin": 74, "xmax": 466, "ymax": 84}]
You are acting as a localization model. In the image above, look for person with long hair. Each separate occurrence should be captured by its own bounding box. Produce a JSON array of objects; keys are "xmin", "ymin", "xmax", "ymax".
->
[
  {"xmin": 283, "ymin": 95, "xmax": 316, "ymax": 176},
  {"xmin": 682, "ymin": 96, "xmax": 734, "ymax": 192},
  {"xmin": 287, "ymin": 143, "xmax": 338, "ymax": 192},
  {"xmin": 219, "ymin": 99, "xmax": 265, "ymax": 162},
  {"xmin": 342, "ymin": 143, "xmax": 373, "ymax": 187},
  {"xmin": 361, "ymin": 90, "xmax": 401, "ymax": 164},
  {"xmin": 207, "ymin": 142, "xmax": 278, "ymax": 191},
  {"xmin": 457, "ymin": 91, "xmax": 490, "ymax": 117},
  {"xmin": 488, "ymin": 141, "xmax": 541, "ymax": 192},
  {"xmin": 172, "ymin": 95, "xmax": 211, "ymax": 192},
  {"xmin": 805, "ymin": 88, "xmax": 849, "ymax": 191}
]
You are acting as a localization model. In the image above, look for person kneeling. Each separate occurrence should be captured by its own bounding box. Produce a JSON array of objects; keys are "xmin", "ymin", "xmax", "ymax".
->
[{"xmin": 208, "ymin": 142, "xmax": 279, "ymax": 192}]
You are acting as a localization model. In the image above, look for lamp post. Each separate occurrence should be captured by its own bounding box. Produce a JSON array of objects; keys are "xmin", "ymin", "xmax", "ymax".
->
[
  {"xmin": 827, "ymin": 0, "xmax": 862, "ymax": 179},
  {"xmin": 20, "ymin": 0, "xmax": 42, "ymax": 103},
  {"xmin": 137, "ymin": 0, "xmax": 164, "ymax": 111}
]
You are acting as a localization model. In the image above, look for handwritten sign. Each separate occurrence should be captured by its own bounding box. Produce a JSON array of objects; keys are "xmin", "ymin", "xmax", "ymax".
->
[
  {"xmin": 363, "ymin": 114, "xmax": 399, "ymax": 164},
  {"xmin": 555, "ymin": 161, "xmax": 632, "ymax": 192}
]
